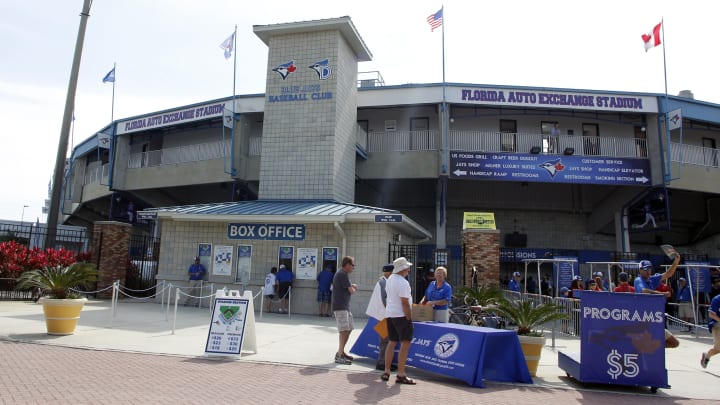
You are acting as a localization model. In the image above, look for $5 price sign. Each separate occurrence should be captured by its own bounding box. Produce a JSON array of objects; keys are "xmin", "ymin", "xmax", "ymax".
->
[{"xmin": 606, "ymin": 349, "xmax": 639, "ymax": 380}]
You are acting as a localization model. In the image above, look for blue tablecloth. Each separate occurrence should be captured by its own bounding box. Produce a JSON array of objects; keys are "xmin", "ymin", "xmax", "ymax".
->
[{"xmin": 350, "ymin": 318, "xmax": 532, "ymax": 387}]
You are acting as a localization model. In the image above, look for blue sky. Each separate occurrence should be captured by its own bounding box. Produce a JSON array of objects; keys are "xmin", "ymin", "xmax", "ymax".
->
[{"xmin": 1, "ymin": 0, "xmax": 717, "ymax": 222}]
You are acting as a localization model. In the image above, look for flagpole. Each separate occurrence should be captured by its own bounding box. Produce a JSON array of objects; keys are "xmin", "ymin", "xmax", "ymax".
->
[
  {"xmin": 439, "ymin": 5, "xmax": 447, "ymax": 245},
  {"xmin": 111, "ymin": 62, "xmax": 116, "ymax": 123},
  {"xmin": 660, "ymin": 17, "xmax": 672, "ymax": 182},
  {"xmin": 230, "ymin": 25, "xmax": 238, "ymax": 176}
]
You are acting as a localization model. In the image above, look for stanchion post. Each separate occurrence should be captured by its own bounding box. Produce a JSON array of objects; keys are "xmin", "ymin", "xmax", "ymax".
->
[
  {"xmin": 172, "ymin": 287, "xmax": 179, "ymax": 335},
  {"xmin": 113, "ymin": 280, "xmax": 119, "ymax": 317},
  {"xmin": 287, "ymin": 286, "xmax": 292, "ymax": 317},
  {"xmin": 260, "ymin": 291, "xmax": 264, "ymax": 320}
]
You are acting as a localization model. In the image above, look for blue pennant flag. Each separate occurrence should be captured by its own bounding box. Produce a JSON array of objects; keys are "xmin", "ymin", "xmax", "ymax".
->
[{"xmin": 102, "ymin": 67, "xmax": 115, "ymax": 83}]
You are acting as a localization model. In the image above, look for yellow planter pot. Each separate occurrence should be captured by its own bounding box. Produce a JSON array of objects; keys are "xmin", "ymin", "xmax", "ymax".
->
[
  {"xmin": 39, "ymin": 297, "xmax": 88, "ymax": 335},
  {"xmin": 518, "ymin": 335, "xmax": 546, "ymax": 377}
]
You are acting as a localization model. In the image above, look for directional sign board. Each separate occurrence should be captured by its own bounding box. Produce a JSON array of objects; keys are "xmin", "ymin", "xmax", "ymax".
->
[
  {"xmin": 375, "ymin": 215, "xmax": 402, "ymax": 223},
  {"xmin": 449, "ymin": 151, "xmax": 651, "ymax": 186}
]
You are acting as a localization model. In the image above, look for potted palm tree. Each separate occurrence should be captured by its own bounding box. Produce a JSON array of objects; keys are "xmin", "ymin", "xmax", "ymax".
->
[
  {"xmin": 492, "ymin": 298, "xmax": 568, "ymax": 377},
  {"xmin": 15, "ymin": 263, "xmax": 99, "ymax": 335}
]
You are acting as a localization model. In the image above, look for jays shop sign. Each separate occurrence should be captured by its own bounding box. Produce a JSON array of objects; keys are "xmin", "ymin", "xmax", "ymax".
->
[{"xmin": 227, "ymin": 223, "xmax": 305, "ymax": 241}]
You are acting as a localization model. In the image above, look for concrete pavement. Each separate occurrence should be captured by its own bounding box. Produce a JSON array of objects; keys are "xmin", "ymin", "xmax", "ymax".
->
[{"xmin": 0, "ymin": 299, "xmax": 719, "ymax": 403}]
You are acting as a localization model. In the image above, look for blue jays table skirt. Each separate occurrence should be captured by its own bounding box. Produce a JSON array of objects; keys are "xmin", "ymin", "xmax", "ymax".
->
[{"xmin": 351, "ymin": 318, "xmax": 532, "ymax": 387}]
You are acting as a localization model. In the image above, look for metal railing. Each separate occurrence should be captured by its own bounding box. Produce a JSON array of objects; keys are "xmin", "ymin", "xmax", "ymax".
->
[
  {"xmin": 670, "ymin": 141, "xmax": 719, "ymax": 167},
  {"xmin": 367, "ymin": 130, "xmax": 648, "ymax": 158},
  {"xmin": 84, "ymin": 164, "xmax": 110, "ymax": 185},
  {"xmin": 127, "ymin": 139, "xmax": 231, "ymax": 168}
]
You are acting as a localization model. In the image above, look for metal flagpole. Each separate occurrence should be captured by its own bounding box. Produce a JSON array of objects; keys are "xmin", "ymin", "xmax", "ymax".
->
[
  {"xmin": 660, "ymin": 17, "xmax": 672, "ymax": 182},
  {"xmin": 439, "ymin": 5, "xmax": 448, "ymax": 246},
  {"xmin": 111, "ymin": 62, "xmax": 116, "ymax": 123},
  {"xmin": 230, "ymin": 25, "xmax": 238, "ymax": 176}
]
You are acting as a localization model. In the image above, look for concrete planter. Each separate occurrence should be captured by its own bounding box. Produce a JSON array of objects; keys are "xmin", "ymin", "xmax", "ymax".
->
[
  {"xmin": 518, "ymin": 334, "xmax": 545, "ymax": 377},
  {"xmin": 39, "ymin": 297, "xmax": 88, "ymax": 335}
]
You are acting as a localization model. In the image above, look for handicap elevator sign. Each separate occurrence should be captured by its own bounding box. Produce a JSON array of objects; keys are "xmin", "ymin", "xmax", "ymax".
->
[{"xmin": 449, "ymin": 151, "xmax": 650, "ymax": 186}]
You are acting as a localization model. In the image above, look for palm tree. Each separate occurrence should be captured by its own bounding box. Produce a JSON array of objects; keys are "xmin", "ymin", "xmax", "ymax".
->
[
  {"xmin": 15, "ymin": 263, "xmax": 98, "ymax": 299},
  {"xmin": 454, "ymin": 285, "xmax": 505, "ymax": 307},
  {"xmin": 493, "ymin": 298, "xmax": 568, "ymax": 336}
]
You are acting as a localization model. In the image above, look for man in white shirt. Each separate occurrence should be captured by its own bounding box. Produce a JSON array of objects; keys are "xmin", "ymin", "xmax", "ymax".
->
[{"xmin": 382, "ymin": 257, "xmax": 417, "ymax": 385}]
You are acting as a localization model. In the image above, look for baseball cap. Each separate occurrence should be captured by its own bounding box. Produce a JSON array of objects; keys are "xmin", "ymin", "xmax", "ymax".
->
[
  {"xmin": 678, "ymin": 277, "xmax": 686, "ymax": 282},
  {"xmin": 194, "ymin": 256, "xmax": 200, "ymax": 261},
  {"xmin": 382, "ymin": 263, "xmax": 394, "ymax": 273},
  {"xmin": 594, "ymin": 271, "xmax": 603, "ymax": 277},
  {"xmin": 512, "ymin": 271, "xmax": 521, "ymax": 277},
  {"xmin": 560, "ymin": 287, "xmax": 569, "ymax": 293},
  {"xmin": 573, "ymin": 275, "xmax": 582, "ymax": 281},
  {"xmin": 618, "ymin": 272, "xmax": 629, "ymax": 282},
  {"xmin": 639, "ymin": 260, "xmax": 653, "ymax": 269}
]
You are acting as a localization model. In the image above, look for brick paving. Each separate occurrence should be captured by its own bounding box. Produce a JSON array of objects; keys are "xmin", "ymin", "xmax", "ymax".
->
[{"xmin": 0, "ymin": 340, "xmax": 713, "ymax": 405}]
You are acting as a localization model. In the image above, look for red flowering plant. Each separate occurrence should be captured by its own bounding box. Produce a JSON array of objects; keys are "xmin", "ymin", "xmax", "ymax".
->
[{"xmin": 0, "ymin": 241, "xmax": 89, "ymax": 278}]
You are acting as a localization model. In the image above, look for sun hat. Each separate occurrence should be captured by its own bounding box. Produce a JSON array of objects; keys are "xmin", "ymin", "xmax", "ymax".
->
[
  {"xmin": 392, "ymin": 257, "xmax": 413, "ymax": 273},
  {"xmin": 382, "ymin": 263, "xmax": 394, "ymax": 273}
]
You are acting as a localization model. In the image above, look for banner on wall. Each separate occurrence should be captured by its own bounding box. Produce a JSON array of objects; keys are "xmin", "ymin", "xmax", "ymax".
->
[
  {"xmin": 198, "ymin": 243, "xmax": 212, "ymax": 277},
  {"xmin": 322, "ymin": 247, "xmax": 339, "ymax": 272},
  {"xmin": 213, "ymin": 245, "xmax": 233, "ymax": 276},
  {"xmin": 236, "ymin": 245, "xmax": 252, "ymax": 283},
  {"xmin": 462, "ymin": 212, "xmax": 496, "ymax": 230},
  {"xmin": 296, "ymin": 248, "xmax": 318, "ymax": 280}
]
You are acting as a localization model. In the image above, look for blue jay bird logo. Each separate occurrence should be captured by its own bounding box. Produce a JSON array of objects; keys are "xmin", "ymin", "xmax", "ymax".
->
[
  {"xmin": 434, "ymin": 333, "xmax": 459, "ymax": 359},
  {"xmin": 308, "ymin": 59, "xmax": 331, "ymax": 80},
  {"xmin": 272, "ymin": 60, "xmax": 297, "ymax": 80},
  {"xmin": 538, "ymin": 158, "xmax": 566, "ymax": 179}
]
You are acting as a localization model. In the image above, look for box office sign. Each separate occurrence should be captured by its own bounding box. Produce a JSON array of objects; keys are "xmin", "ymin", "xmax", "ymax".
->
[{"xmin": 227, "ymin": 223, "xmax": 306, "ymax": 241}]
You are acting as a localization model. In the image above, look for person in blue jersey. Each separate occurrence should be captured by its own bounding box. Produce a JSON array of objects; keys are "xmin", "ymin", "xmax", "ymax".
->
[
  {"xmin": 185, "ymin": 256, "xmax": 206, "ymax": 306},
  {"xmin": 700, "ymin": 293, "xmax": 720, "ymax": 368},
  {"xmin": 419, "ymin": 266, "xmax": 453, "ymax": 322},
  {"xmin": 316, "ymin": 265, "xmax": 334, "ymax": 317},
  {"xmin": 276, "ymin": 264, "xmax": 294, "ymax": 313},
  {"xmin": 633, "ymin": 255, "xmax": 680, "ymax": 294},
  {"xmin": 508, "ymin": 272, "xmax": 522, "ymax": 292}
]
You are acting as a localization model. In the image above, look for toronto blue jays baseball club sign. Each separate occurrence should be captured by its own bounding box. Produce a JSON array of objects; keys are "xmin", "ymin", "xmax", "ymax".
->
[{"xmin": 450, "ymin": 151, "xmax": 651, "ymax": 186}]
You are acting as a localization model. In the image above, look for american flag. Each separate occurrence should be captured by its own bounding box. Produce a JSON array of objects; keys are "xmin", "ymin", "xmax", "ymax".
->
[{"xmin": 427, "ymin": 8, "xmax": 443, "ymax": 31}]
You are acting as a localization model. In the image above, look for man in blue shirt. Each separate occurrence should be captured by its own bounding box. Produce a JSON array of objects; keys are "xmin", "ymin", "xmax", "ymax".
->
[
  {"xmin": 675, "ymin": 277, "xmax": 693, "ymax": 328},
  {"xmin": 186, "ymin": 256, "xmax": 206, "ymax": 306},
  {"xmin": 701, "ymin": 293, "xmax": 720, "ymax": 368},
  {"xmin": 633, "ymin": 255, "xmax": 680, "ymax": 294},
  {"xmin": 276, "ymin": 264, "xmax": 294, "ymax": 313},
  {"xmin": 508, "ymin": 272, "xmax": 521, "ymax": 292},
  {"xmin": 316, "ymin": 265, "xmax": 334, "ymax": 317}
]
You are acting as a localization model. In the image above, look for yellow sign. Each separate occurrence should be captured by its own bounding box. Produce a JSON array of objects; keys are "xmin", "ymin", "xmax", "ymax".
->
[{"xmin": 463, "ymin": 212, "xmax": 496, "ymax": 230}]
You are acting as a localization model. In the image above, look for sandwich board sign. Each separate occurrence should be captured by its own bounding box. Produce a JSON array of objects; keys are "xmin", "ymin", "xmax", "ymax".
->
[{"xmin": 205, "ymin": 290, "xmax": 257, "ymax": 358}]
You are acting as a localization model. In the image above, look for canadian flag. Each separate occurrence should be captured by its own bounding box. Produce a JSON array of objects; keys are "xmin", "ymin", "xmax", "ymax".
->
[{"xmin": 642, "ymin": 22, "xmax": 662, "ymax": 52}]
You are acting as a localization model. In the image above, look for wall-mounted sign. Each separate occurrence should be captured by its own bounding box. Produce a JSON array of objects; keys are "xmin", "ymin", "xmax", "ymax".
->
[
  {"xmin": 375, "ymin": 215, "xmax": 402, "ymax": 223},
  {"xmin": 227, "ymin": 223, "xmax": 306, "ymax": 241},
  {"xmin": 450, "ymin": 151, "xmax": 651, "ymax": 186},
  {"xmin": 462, "ymin": 212, "xmax": 496, "ymax": 230}
]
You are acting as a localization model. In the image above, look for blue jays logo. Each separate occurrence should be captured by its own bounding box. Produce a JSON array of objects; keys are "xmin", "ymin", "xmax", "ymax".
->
[
  {"xmin": 538, "ymin": 158, "xmax": 566, "ymax": 179},
  {"xmin": 308, "ymin": 59, "xmax": 331, "ymax": 80},
  {"xmin": 272, "ymin": 60, "xmax": 297, "ymax": 80},
  {"xmin": 434, "ymin": 333, "xmax": 459, "ymax": 359},
  {"xmin": 670, "ymin": 113, "xmax": 681, "ymax": 126}
]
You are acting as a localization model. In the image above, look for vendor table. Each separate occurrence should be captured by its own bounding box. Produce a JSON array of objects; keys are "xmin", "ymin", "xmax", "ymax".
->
[{"xmin": 351, "ymin": 318, "xmax": 532, "ymax": 387}]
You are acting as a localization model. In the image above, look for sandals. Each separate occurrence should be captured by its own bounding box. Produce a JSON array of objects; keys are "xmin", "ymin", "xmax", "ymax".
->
[
  {"xmin": 395, "ymin": 375, "xmax": 416, "ymax": 385},
  {"xmin": 381, "ymin": 372, "xmax": 390, "ymax": 381}
]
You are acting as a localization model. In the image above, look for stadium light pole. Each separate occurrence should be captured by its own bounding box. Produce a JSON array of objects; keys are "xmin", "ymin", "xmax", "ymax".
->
[
  {"xmin": 45, "ymin": 0, "xmax": 93, "ymax": 249},
  {"xmin": 21, "ymin": 205, "xmax": 29, "ymax": 225}
]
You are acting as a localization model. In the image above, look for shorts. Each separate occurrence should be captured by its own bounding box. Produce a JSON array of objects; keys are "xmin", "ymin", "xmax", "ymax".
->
[
  {"xmin": 264, "ymin": 294, "xmax": 275, "ymax": 300},
  {"xmin": 433, "ymin": 308, "xmax": 450, "ymax": 323},
  {"xmin": 387, "ymin": 316, "xmax": 414, "ymax": 342},
  {"xmin": 334, "ymin": 310, "xmax": 354, "ymax": 332},
  {"xmin": 317, "ymin": 290, "xmax": 331, "ymax": 303},
  {"xmin": 278, "ymin": 282, "xmax": 292, "ymax": 299},
  {"xmin": 678, "ymin": 302, "xmax": 693, "ymax": 319},
  {"xmin": 713, "ymin": 325, "xmax": 720, "ymax": 351}
]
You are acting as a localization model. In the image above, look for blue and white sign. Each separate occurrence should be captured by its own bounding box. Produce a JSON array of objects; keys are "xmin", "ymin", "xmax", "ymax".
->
[
  {"xmin": 579, "ymin": 291, "xmax": 668, "ymax": 388},
  {"xmin": 375, "ymin": 214, "xmax": 402, "ymax": 223},
  {"xmin": 205, "ymin": 297, "xmax": 249, "ymax": 356},
  {"xmin": 449, "ymin": 152, "xmax": 651, "ymax": 186},
  {"xmin": 227, "ymin": 223, "xmax": 305, "ymax": 241}
]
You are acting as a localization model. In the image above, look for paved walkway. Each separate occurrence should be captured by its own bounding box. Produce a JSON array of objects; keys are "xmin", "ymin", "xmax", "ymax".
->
[{"xmin": 0, "ymin": 299, "xmax": 718, "ymax": 404}]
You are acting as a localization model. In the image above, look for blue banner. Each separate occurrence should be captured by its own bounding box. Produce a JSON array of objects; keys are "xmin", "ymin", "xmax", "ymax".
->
[
  {"xmin": 449, "ymin": 151, "xmax": 651, "ymax": 186},
  {"xmin": 579, "ymin": 291, "xmax": 668, "ymax": 388},
  {"xmin": 685, "ymin": 263, "xmax": 712, "ymax": 294},
  {"xmin": 554, "ymin": 257, "xmax": 577, "ymax": 291},
  {"xmin": 350, "ymin": 318, "xmax": 531, "ymax": 387}
]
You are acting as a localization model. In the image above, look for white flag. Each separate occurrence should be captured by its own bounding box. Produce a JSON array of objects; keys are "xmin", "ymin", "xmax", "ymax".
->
[
  {"xmin": 668, "ymin": 108, "xmax": 682, "ymax": 131},
  {"xmin": 223, "ymin": 108, "xmax": 234, "ymax": 129},
  {"xmin": 219, "ymin": 32, "xmax": 235, "ymax": 59},
  {"xmin": 97, "ymin": 132, "xmax": 111, "ymax": 149}
]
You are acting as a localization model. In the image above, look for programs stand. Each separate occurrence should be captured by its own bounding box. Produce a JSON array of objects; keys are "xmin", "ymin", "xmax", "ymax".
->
[
  {"xmin": 205, "ymin": 290, "xmax": 257, "ymax": 358},
  {"xmin": 558, "ymin": 291, "xmax": 669, "ymax": 393}
]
